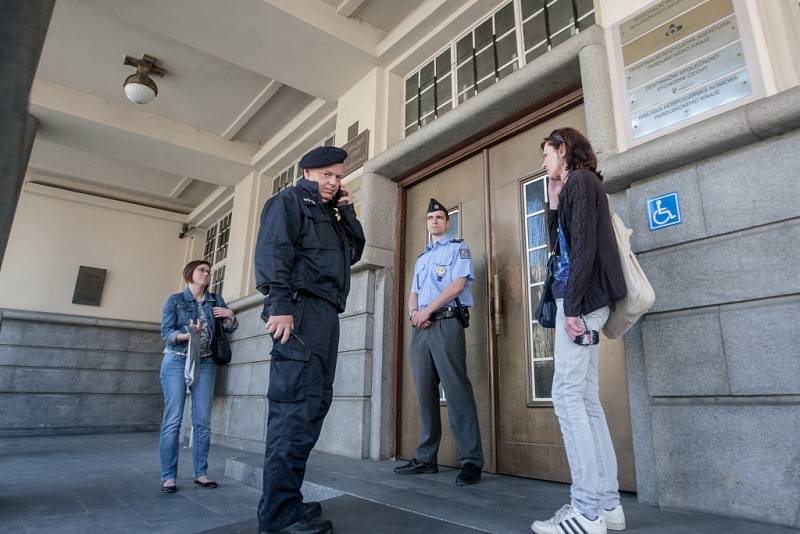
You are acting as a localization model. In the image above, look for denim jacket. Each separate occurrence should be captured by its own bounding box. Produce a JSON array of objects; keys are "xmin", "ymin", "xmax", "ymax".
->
[{"xmin": 160, "ymin": 288, "xmax": 238, "ymax": 354}]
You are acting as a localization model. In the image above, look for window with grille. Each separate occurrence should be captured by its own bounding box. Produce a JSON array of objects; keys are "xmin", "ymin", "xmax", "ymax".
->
[
  {"xmin": 521, "ymin": 0, "xmax": 595, "ymax": 63},
  {"xmin": 455, "ymin": 1, "xmax": 518, "ymax": 104},
  {"xmin": 403, "ymin": 0, "xmax": 595, "ymax": 136},
  {"xmin": 404, "ymin": 49, "xmax": 453, "ymax": 137},
  {"xmin": 272, "ymin": 164, "xmax": 296, "ymax": 195},
  {"xmin": 203, "ymin": 211, "xmax": 231, "ymax": 296},
  {"xmin": 522, "ymin": 175, "xmax": 555, "ymax": 401}
]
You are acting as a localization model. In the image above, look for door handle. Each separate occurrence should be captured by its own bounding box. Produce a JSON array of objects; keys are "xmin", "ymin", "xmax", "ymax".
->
[{"xmin": 492, "ymin": 273, "xmax": 502, "ymax": 335}]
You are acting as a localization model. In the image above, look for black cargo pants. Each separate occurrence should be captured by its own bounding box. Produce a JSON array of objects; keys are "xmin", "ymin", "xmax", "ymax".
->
[{"xmin": 257, "ymin": 294, "xmax": 340, "ymax": 532}]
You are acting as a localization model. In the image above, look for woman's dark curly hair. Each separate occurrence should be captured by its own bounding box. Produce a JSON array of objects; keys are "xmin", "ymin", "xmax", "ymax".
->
[{"xmin": 540, "ymin": 127, "xmax": 602, "ymax": 181}]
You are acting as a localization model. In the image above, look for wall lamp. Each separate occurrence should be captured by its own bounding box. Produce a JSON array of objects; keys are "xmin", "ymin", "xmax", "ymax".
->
[
  {"xmin": 123, "ymin": 54, "xmax": 167, "ymax": 104},
  {"xmin": 179, "ymin": 223, "xmax": 195, "ymax": 239}
]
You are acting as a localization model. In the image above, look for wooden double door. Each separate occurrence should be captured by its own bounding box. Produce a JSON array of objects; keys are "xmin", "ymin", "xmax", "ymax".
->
[{"xmin": 398, "ymin": 102, "xmax": 635, "ymax": 490}]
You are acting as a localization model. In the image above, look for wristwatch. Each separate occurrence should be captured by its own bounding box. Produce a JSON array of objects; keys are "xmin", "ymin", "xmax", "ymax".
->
[{"xmin": 408, "ymin": 309, "xmax": 417, "ymax": 319}]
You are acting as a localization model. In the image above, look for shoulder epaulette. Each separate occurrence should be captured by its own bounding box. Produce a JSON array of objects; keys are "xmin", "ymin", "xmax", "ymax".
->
[{"xmin": 451, "ymin": 239, "xmax": 464, "ymax": 243}]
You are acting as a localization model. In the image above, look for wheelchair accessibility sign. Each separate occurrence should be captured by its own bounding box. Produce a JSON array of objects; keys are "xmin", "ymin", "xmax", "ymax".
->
[{"xmin": 647, "ymin": 192, "xmax": 681, "ymax": 231}]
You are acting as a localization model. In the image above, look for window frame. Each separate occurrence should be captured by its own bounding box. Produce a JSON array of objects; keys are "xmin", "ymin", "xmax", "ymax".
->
[
  {"xmin": 521, "ymin": 173, "xmax": 555, "ymax": 403},
  {"xmin": 203, "ymin": 210, "xmax": 232, "ymax": 297},
  {"xmin": 402, "ymin": 0, "xmax": 596, "ymax": 137}
]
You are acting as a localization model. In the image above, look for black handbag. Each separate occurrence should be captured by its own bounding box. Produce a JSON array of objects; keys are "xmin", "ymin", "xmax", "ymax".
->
[
  {"xmin": 210, "ymin": 293, "xmax": 232, "ymax": 365},
  {"xmin": 535, "ymin": 253, "xmax": 558, "ymax": 329}
]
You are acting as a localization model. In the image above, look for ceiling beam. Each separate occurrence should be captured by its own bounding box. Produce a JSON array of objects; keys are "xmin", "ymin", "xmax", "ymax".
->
[
  {"xmin": 251, "ymin": 98, "xmax": 337, "ymax": 168},
  {"xmin": 337, "ymin": 0, "xmax": 367, "ymax": 18},
  {"xmin": 85, "ymin": 0, "xmax": 381, "ymax": 101},
  {"xmin": 221, "ymin": 80, "xmax": 281, "ymax": 140},
  {"xmin": 168, "ymin": 176, "xmax": 194, "ymax": 199},
  {"xmin": 30, "ymin": 80, "xmax": 257, "ymax": 185}
]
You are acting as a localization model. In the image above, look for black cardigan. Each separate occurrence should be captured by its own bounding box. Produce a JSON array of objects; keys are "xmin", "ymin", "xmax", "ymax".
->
[{"xmin": 546, "ymin": 169, "xmax": 627, "ymax": 317}]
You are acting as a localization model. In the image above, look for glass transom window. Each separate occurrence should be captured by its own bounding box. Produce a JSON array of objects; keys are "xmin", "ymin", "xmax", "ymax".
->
[{"xmin": 403, "ymin": 0, "xmax": 596, "ymax": 137}]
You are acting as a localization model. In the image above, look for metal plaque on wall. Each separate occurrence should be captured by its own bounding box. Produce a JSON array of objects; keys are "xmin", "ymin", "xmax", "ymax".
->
[
  {"xmin": 72, "ymin": 266, "xmax": 106, "ymax": 306},
  {"xmin": 613, "ymin": 0, "xmax": 762, "ymax": 144},
  {"xmin": 341, "ymin": 129, "xmax": 369, "ymax": 177}
]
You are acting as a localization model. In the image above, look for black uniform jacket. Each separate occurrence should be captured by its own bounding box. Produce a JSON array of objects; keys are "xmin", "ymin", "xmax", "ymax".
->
[
  {"xmin": 546, "ymin": 169, "xmax": 626, "ymax": 317},
  {"xmin": 255, "ymin": 178, "xmax": 366, "ymax": 317}
]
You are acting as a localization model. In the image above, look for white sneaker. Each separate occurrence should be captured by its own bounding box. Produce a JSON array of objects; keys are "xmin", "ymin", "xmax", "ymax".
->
[
  {"xmin": 531, "ymin": 504, "xmax": 607, "ymax": 534},
  {"xmin": 602, "ymin": 504, "xmax": 626, "ymax": 531}
]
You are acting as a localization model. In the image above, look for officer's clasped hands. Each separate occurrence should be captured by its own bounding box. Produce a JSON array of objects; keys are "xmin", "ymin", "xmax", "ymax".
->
[{"xmin": 410, "ymin": 309, "xmax": 432, "ymax": 329}]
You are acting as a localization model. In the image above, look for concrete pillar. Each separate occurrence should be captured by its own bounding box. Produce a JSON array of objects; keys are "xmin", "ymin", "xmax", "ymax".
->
[
  {"xmin": 0, "ymin": 0, "xmax": 55, "ymax": 267},
  {"xmin": 223, "ymin": 171, "xmax": 262, "ymax": 300},
  {"xmin": 579, "ymin": 42, "xmax": 617, "ymax": 163},
  {"xmin": 358, "ymin": 172, "xmax": 398, "ymax": 459}
]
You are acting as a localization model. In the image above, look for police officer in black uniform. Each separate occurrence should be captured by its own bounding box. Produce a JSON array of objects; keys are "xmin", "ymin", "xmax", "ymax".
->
[{"xmin": 255, "ymin": 146, "xmax": 365, "ymax": 534}]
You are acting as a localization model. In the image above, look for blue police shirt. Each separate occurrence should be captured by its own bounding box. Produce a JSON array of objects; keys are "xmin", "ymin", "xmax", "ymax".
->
[{"xmin": 411, "ymin": 237, "xmax": 474, "ymax": 308}]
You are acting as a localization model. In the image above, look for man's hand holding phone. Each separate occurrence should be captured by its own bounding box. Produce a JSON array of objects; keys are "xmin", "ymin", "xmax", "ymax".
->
[{"xmin": 336, "ymin": 184, "xmax": 353, "ymax": 207}]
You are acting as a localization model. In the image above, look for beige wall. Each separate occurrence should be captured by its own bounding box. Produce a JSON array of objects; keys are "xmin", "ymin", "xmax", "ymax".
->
[{"xmin": 0, "ymin": 184, "xmax": 189, "ymax": 323}]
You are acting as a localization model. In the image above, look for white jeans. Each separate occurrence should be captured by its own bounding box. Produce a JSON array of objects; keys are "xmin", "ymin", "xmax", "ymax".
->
[{"xmin": 553, "ymin": 299, "xmax": 620, "ymax": 518}]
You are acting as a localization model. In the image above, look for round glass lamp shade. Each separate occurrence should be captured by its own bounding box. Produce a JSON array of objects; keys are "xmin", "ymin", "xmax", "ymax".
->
[{"xmin": 124, "ymin": 82, "xmax": 156, "ymax": 104}]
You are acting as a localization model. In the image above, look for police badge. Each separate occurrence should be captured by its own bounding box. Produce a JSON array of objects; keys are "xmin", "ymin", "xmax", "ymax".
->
[{"xmin": 435, "ymin": 265, "xmax": 446, "ymax": 281}]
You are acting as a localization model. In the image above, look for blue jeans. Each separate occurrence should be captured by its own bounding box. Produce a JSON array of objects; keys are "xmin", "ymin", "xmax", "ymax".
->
[
  {"xmin": 158, "ymin": 354, "xmax": 217, "ymax": 481},
  {"xmin": 552, "ymin": 300, "xmax": 620, "ymax": 518}
]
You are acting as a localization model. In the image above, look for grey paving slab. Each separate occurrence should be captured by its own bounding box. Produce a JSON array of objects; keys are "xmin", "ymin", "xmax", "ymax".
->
[
  {"xmin": 200, "ymin": 494, "xmax": 483, "ymax": 534},
  {"xmin": 229, "ymin": 449, "xmax": 800, "ymax": 534},
  {"xmin": 2, "ymin": 433, "xmax": 798, "ymax": 534},
  {"xmin": 0, "ymin": 432, "xmax": 258, "ymax": 534}
]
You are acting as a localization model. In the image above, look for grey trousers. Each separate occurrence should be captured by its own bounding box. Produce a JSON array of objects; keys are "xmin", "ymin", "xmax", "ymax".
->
[{"xmin": 409, "ymin": 317, "xmax": 483, "ymax": 467}]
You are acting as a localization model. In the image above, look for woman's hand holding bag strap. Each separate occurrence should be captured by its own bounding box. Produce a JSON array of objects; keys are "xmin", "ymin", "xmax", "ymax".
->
[{"xmin": 210, "ymin": 293, "xmax": 232, "ymax": 365}]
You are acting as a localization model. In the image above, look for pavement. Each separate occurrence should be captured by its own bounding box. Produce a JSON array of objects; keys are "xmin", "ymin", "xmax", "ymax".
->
[{"xmin": 1, "ymin": 432, "xmax": 798, "ymax": 533}]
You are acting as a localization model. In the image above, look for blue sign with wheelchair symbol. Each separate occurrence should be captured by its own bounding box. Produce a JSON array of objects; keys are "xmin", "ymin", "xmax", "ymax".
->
[{"xmin": 647, "ymin": 192, "xmax": 681, "ymax": 230}]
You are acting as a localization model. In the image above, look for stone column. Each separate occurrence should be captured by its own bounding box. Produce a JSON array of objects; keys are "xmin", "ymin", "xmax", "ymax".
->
[
  {"xmin": 0, "ymin": 0, "xmax": 55, "ymax": 267},
  {"xmin": 579, "ymin": 42, "xmax": 617, "ymax": 163},
  {"xmin": 358, "ymin": 172, "xmax": 398, "ymax": 460}
]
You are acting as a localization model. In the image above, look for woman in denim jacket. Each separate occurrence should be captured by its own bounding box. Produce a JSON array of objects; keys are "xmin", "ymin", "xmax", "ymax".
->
[{"xmin": 159, "ymin": 259, "xmax": 237, "ymax": 493}]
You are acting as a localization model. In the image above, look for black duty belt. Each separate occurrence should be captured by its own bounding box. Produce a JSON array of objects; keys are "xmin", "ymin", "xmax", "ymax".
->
[{"xmin": 429, "ymin": 307, "xmax": 470, "ymax": 322}]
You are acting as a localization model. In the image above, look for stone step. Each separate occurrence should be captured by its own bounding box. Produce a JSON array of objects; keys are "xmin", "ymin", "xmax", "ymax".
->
[{"xmin": 223, "ymin": 449, "xmax": 800, "ymax": 534}]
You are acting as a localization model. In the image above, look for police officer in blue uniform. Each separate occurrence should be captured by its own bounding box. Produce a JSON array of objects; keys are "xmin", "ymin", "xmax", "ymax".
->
[
  {"xmin": 255, "ymin": 146, "xmax": 365, "ymax": 534},
  {"xmin": 394, "ymin": 198, "xmax": 484, "ymax": 485}
]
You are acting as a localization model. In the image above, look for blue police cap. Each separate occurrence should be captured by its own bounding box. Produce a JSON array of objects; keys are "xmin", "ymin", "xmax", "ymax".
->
[{"xmin": 298, "ymin": 146, "xmax": 348, "ymax": 169}]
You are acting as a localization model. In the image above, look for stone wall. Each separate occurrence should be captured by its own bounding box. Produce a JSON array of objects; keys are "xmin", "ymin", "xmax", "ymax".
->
[
  {"xmin": 0, "ymin": 309, "xmax": 164, "ymax": 436},
  {"xmin": 213, "ymin": 263, "xmax": 395, "ymax": 460},
  {"xmin": 616, "ymin": 128, "xmax": 800, "ymax": 527}
]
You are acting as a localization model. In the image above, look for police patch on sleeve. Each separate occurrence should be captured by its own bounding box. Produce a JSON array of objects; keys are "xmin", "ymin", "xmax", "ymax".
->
[{"xmin": 459, "ymin": 248, "xmax": 470, "ymax": 259}]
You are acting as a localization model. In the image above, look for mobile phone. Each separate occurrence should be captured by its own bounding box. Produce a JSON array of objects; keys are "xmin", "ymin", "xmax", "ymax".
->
[
  {"xmin": 331, "ymin": 188, "xmax": 343, "ymax": 205},
  {"xmin": 573, "ymin": 330, "xmax": 600, "ymax": 346},
  {"xmin": 572, "ymin": 317, "xmax": 600, "ymax": 345}
]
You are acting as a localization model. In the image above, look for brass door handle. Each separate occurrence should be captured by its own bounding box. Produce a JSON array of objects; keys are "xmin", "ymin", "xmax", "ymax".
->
[{"xmin": 492, "ymin": 273, "xmax": 502, "ymax": 335}]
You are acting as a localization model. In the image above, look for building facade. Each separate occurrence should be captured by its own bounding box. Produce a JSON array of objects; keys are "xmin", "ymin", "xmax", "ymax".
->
[{"xmin": 1, "ymin": 0, "xmax": 799, "ymax": 528}]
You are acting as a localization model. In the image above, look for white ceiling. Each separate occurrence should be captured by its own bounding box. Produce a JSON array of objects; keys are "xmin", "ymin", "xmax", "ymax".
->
[{"xmin": 27, "ymin": 0, "xmax": 454, "ymax": 216}]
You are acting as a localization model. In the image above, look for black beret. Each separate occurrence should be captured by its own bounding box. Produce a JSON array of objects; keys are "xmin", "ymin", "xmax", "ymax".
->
[
  {"xmin": 427, "ymin": 198, "xmax": 447, "ymax": 214},
  {"xmin": 298, "ymin": 146, "xmax": 348, "ymax": 169}
]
